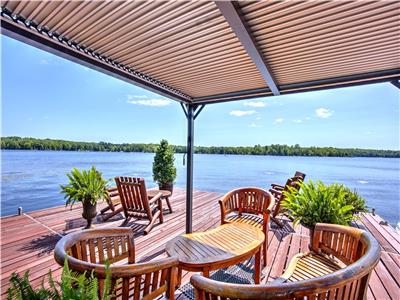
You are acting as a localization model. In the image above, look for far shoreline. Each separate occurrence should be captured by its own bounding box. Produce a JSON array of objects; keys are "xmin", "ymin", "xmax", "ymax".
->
[{"xmin": 2, "ymin": 148, "xmax": 400, "ymax": 159}]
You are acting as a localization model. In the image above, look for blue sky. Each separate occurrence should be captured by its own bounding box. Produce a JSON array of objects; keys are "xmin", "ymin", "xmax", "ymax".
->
[{"xmin": 1, "ymin": 36, "xmax": 399, "ymax": 150}]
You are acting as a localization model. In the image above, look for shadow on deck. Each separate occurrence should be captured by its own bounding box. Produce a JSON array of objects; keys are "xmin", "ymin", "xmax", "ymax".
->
[{"xmin": 1, "ymin": 188, "xmax": 399, "ymax": 299}]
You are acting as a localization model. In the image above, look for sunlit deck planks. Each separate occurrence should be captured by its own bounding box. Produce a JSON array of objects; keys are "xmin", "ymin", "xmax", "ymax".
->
[{"xmin": 1, "ymin": 188, "xmax": 399, "ymax": 299}]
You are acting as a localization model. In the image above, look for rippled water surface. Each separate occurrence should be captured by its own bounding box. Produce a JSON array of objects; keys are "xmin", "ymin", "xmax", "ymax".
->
[{"xmin": 1, "ymin": 150, "xmax": 399, "ymax": 226}]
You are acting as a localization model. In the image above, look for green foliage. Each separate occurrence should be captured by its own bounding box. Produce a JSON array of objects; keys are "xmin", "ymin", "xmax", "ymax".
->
[
  {"xmin": 7, "ymin": 259, "xmax": 113, "ymax": 300},
  {"xmin": 332, "ymin": 184, "xmax": 368, "ymax": 215},
  {"xmin": 2, "ymin": 136, "xmax": 399, "ymax": 158},
  {"xmin": 153, "ymin": 139, "xmax": 177, "ymax": 185},
  {"xmin": 60, "ymin": 166, "xmax": 108, "ymax": 207},
  {"xmin": 282, "ymin": 180, "xmax": 367, "ymax": 228}
]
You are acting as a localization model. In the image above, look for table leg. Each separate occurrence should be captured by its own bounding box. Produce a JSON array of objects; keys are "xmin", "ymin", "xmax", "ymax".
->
[
  {"xmin": 177, "ymin": 267, "xmax": 182, "ymax": 287},
  {"xmin": 165, "ymin": 196, "xmax": 173, "ymax": 213},
  {"xmin": 254, "ymin": 248, "xmax": 261, "ymax": 284},
  {"xmin": 202, "ymin": 269, "xmax": 210, "ymax": 278}
]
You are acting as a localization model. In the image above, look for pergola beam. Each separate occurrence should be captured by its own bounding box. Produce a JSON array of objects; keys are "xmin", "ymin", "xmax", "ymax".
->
[
  {"xmin": 215, "ymin": 1, "xmax": 280, "ymax": 96},
  {"xmin": 193, "ymin": 69, "xmax": 400, "ymax": 105}
]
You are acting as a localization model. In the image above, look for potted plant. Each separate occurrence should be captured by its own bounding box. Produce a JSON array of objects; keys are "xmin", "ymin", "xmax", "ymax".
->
[
  {"xmin": 282, "ymin": 180, "xmax": 368, "ymax": 238},
  {"xmin": 152, "ymin": 139, "xmax": 177, "ymax": 194},
  {"xmin": 60, "ymin": 167, "xmax": 108, "ymax": 229}
]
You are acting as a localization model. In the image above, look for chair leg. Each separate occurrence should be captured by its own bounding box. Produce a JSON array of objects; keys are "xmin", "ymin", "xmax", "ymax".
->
[
  {"xmin": 158, "ymin": 200, "xmax": 164, "ymax": 224},
  {"xmin": 263, "ymin": 238, "xmax": 268, "ymax": 267},
  {"xmin": 144, "ymin": 211, "xmax": 161, "ymax": 235},
  {"xmin": 102, "ymin": 207, "xmax": 123, "ymax": 221}
]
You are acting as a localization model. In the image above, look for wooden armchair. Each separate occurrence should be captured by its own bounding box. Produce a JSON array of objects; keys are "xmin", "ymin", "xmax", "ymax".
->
[
  {"xmin": 270, "ymin": 171, "xmax": 306, "ymax": 191},
  {"xmin": 54, "ymin": 228, "xmax": 179, "ymax": 300},
  {"xmin": 219, "ymin": 187, "xmax": 275, "ymax": 266},
  {"xmin": 270, "ymin": 176, "xmax": 303, "ymax": 228},
  {"xmin": 115, "ymin": 177, "xmax": 163, "ymax": 235},
  {"xmin": 191, "ymin": 223, "xmax": 381, "ymax": 300}
]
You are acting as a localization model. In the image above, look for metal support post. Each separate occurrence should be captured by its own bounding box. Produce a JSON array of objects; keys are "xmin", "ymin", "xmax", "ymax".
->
[{"xmin": 181, "ymin": 104, "xmax": 204, "ymax": 233}]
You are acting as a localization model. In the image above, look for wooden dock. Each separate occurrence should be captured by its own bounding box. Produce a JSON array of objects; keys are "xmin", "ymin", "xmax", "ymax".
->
[{"xmin": 1, "ymin": 188, "xmax": 399, "ymax": 299}]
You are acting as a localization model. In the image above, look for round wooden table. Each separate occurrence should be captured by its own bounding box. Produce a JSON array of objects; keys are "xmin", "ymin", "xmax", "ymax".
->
[
  {"xmin": 166, "ymin": 223, "xmax": 264, "ymax": 284},
  {"xmin": 147, "ymin": 189, "xmax": 173, "ymax": 213}
]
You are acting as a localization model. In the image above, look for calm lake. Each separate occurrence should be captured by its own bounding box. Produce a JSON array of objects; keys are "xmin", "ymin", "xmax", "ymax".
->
[{"xmin": 1, "ymin": 150, "xmax": 399, "ymax": 227}]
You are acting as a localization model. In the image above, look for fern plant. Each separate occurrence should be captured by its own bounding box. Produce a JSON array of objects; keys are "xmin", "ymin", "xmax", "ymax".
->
[
  {"xmin": 282, "ymin": 180, "xmax": 365, "ymax": 228},
  {"xmin": 7, "ymin": 259, "xmax": 113, "ymax": 300},
  {"xmin": 60, "ymin": 166, "xmax": 108, "ymax": 207}
]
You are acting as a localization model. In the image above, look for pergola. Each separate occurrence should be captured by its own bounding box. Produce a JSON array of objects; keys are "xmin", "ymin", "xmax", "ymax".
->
[{"xmin": 2, "ymin": 0, "xmax": 399, "ymax": 233}]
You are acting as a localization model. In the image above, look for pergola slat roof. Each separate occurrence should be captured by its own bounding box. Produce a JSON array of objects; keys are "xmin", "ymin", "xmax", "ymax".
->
[{"xmin": 1, "ymin": 0, "xmax": 399, "ymax": 105}]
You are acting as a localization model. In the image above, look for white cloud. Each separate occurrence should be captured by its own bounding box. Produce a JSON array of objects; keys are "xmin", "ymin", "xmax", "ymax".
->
[
  {"xmin": 249, "ymin": 123, "xmax": 261, "ymax": 128},
  {"xmin": 293, "ymin": 119, "xmax": 302, "ymax": 123},
  {"xmin": 305, "ymin": 116, "xmax": 311, "ymax": 120},
  {"xmin": 127, "ymin": 99, "xmax": 170, "ymax": 106},
  {"xmin": 128, "ymin": 94, "xmax": 148, "ymax": 100},
  {"xmin": 256, "ymin": 117, "xmax": 262, "ymax": 120},
  {"xmin": 243, "ymin": 101, "xmax": 268, "ymax": 108},
  {"xmin": 273, "ymin": 118, "xmax": 284, "ymax": 125},
  {"xmin": 230, "ymin": 110, "xmax": 256, "ymax": 117},
  {"xmin": 315, "ymin": 108, "xmax": 334, "ymax": 119}
]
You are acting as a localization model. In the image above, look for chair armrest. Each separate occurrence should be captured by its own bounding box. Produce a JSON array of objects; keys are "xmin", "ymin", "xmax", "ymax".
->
[
  {"xmin": 266, "ymin": 194, "xmax": 275, "ymax": 214},
  {"xmin": 148, "ymin": 192, "xmax": 163, "ymax": 205},
  {"xmin": 218, "ymin": 199, "xmax": 227, "ymax": 225},
  {"xmin": 269, "ymin": 188, "xmax": 282, "ymax": 198}
]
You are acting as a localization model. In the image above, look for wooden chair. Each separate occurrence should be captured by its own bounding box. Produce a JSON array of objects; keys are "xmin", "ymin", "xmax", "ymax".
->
[
  {"xmin": 54, "ymin": 228, "xmax": 178, "ymax": 299},
  {"xmin": 115, "ymin": 177, "xmax": 163, "ymax": 235},
  {"xmin": 191, "ymin": 223, "xmax": 381, "ymax": 300},
  {"xmin": 100, "ymin": 186, "xmax": 124, "ymax": 221},
  {"xmin": 219, "ymin": 187, "xmax": 275, "ymax": 267},
  {"xmin": 270, "ymin": 176, "xmax": 303, "ymax": 228},
  {"xmin": 270, "ymin": 171, "xmax": 306, "ymax": 191}
]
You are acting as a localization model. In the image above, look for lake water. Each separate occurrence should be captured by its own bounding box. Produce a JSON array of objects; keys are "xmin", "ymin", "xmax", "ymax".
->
[{"xmin": 1, "ymin": 150, "xmax": 399, "ymax": 227}]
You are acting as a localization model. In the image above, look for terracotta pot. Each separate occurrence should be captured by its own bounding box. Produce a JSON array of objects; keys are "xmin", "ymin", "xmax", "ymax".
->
[
  {"xmin": 82, "ymin": 201, "xmax": 97, "ymax": 229},
  {"xmin": 159, "ymin": 182, "xmax": 173, "ymax": 194}
]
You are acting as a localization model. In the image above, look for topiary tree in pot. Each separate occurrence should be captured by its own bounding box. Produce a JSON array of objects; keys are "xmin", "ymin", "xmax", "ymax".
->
[
  {"xmin": 152, "ymin": 139, "xmax": 177, "ymax": 194},
  {"xmin": 60, "ymin": 166, "xmax": 108, "ymax": 229}
]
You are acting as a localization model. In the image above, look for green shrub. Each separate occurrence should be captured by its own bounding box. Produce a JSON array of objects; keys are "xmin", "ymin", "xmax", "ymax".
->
[
  {"xmin": 152, "ymin": 139, "xmax": 177, "ymax": 185},
  {"xmin": 7, "ymin": 259, "xmax": 112, "ymax": 300},
  {"xmin": 282, "ymin": 180, "xmax": 367, "ymax": 228},
  {"xmin": 60, "ymin": 166, "xmax": 109, "ymax": 207}
]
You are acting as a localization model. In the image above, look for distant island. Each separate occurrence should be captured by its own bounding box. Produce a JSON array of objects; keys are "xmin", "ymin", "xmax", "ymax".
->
[{"xmin": 1, "ymin": 136, "xmax": 399, "ymax": 158}]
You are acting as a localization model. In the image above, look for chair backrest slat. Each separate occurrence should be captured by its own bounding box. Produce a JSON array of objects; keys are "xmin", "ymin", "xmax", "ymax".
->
[{"xmin": 222, "ymin": 188, "xmax": 274, "ymax": 216}]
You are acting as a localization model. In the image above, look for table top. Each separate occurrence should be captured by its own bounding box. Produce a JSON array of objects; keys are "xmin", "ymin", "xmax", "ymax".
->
[
  {"xmin": 147, "ymin": 189, "xmax": 172, "ymax": 198},
  {"xmin": 165, "ymin": 223, "xmax": 264, "ymax": 269}
]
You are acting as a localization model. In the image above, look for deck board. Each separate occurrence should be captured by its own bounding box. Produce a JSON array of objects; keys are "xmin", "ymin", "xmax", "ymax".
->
[{"xmin": 1, "ymin": 188, "xmax": 399, "ymax": 299}]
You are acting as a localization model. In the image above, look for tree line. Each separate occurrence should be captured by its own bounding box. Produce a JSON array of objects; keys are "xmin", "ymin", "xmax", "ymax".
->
[{"xmin": 1, "ymin": 136, "xmax": 399, "ymax": 158}]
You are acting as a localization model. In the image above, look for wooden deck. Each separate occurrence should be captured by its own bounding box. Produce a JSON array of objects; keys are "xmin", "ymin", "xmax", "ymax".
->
[{"xmin": 1, "ymin": 188, "xmax": 399, "ymax": 299}]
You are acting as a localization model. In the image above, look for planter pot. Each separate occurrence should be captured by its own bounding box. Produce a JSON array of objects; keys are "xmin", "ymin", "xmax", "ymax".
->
[
  {"xmin": 159, "ymin": 182, "xmax": 173, "ymax": 194},
  {"xmin": 82, "ymin": 202, "xmax": 97, "ymax": 229}
]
